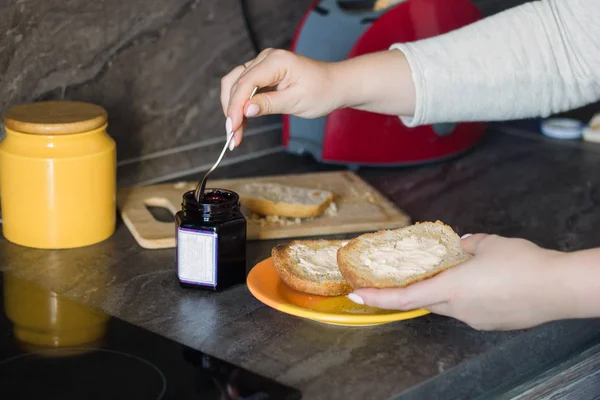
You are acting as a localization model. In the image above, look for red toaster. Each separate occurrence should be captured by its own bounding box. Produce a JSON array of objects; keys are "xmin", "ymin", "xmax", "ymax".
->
[{"xmin": 283, "ymin": 0, "xmax": 487, "ymax": 168}]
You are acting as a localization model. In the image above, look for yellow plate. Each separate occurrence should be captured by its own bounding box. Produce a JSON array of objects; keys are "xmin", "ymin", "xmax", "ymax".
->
[{"xmin": 247, "ymin": 258, "xmax": 430, "ymax": 327}]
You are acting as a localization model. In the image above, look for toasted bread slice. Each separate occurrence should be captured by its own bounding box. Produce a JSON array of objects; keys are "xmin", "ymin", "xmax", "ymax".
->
[
  {"xmin": 232, "ymin": 182, "xmax": 333, "ymax": 218},
  {"xmin": 337, "ymin": 221, "xmax": 471, "ymax": 289},
  {"xmin": 272, "ymin": 239, "xmax": 352, "ymax": 296}
]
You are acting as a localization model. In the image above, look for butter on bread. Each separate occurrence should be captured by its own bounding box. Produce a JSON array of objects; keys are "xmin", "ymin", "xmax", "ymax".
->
[
  {"xmin": 272, "ymin": 239, "xmax": 352, "ymax": 296},
  {"xmin": 232, "ymin": 182, "xmax": 334, "ymax": 219},
  {"xmin": 337, "ymin": 221, "xmax": 471, "ymax": 289}
]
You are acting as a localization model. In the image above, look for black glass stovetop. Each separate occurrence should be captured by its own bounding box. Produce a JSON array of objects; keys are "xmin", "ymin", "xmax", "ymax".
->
[{"xmin": 0, "ymin": 272, "xmax": 301, "ymax": 400}]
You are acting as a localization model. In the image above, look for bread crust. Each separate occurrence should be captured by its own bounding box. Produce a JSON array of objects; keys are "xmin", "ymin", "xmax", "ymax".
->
[
  {"xmin": 272, "ymin": 239, "xmax": 352, "ymax": 296},
  {"xmin": 337, "ymin": 221, "xmax": 471, "ymax": 289},
  {"xmin": 241, "ymin": 193, "xmax": 333, "ymax": 219}
]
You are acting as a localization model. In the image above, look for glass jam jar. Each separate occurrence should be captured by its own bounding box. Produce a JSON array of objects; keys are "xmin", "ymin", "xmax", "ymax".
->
[
  {"xmin": 175, "ymin": 189, "xmax": 247, "ymax": 291},
  {"xmin": 0, "ymin": 101, "xmax": 116, "ymax": 249}
]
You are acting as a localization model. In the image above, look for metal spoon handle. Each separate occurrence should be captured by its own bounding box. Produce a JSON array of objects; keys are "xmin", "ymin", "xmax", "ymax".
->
[
  {"xmin": 194, "ymin": 132, "xmax": 235, "ymax": 201},
  {"xmin": 194, "ymin": 86, "xmax": 258, "ymax": 202}
]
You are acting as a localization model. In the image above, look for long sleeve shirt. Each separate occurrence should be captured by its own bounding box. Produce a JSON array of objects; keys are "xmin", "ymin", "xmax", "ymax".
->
[{"xmin": 390, "ymin": 0, "xmax": 600, "ymax": 126}]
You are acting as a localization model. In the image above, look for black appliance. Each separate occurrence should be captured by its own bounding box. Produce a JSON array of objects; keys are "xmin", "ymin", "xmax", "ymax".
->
[{"xmin": 0, "ymin": 273, "xmax": 301, "ymax": 399}]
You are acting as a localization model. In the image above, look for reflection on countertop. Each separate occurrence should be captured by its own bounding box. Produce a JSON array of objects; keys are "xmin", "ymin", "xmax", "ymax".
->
[
  {"xmin": 0, "ymin": 272, "xmax": 302, "ymax": 399},
  {"xmin": 3, "ymin": 273, "xmax": 110, "ymax": 355}
]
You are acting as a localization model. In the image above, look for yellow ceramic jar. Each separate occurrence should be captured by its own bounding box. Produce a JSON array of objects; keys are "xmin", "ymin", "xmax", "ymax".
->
[{"xmin": 0, "ymin": 101, "xmax": 116, "ymax": 249}]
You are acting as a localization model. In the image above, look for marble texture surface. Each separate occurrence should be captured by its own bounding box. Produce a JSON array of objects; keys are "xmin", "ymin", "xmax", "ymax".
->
[
  {"xmin": 0, "ymin": 0, "xmax": 311, "ymax": 184},
  {"xmin": 2, "ymin": 126, "xmax": 600, "ymax": 399}
]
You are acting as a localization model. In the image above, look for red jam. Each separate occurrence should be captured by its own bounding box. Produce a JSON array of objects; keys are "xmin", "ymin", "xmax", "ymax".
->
[
  {"xmin": 174, "ymin": 189, "xmax": 247, "ymax": 291},
  {"xmin": 200, "ymin": 190, "xmax": 230, "ymax": 204}
]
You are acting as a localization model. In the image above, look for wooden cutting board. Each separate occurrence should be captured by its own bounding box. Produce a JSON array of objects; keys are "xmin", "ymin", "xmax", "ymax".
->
[{"xmin": 117, "ymin": 171, "xmax": 411, "ymax": 249}]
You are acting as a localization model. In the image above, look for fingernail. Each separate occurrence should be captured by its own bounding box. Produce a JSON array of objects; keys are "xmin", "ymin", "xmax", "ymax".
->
[
  {"xmin": 245, "ymin": 104, "xmax": 260, "ymax": 117},
  {"xmin": 461, "ymin": 233, "xmax": 472, "ymax": 239},
  {"xmin": 347, "ymin": 293, "xmax": 364, "ymax": 305},
  {"xmin": 225, "ymin": 117, "xmax": 232, "ymax": 134},
  {"xmin": 229, "ymin": 137, "xmax": 236, "ymax": 151}
]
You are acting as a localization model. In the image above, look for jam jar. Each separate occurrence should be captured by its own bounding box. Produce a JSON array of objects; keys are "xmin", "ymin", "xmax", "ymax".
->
[
  {"xmin": 175, "ymin": 189, "xmax": 247, "ymax": 291},
  {"xmin": 0, "ymin": 101, "xmax": 116, "ymax": 249}
]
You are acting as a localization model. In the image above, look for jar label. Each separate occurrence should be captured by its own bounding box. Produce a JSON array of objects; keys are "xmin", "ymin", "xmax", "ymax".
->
[{"xmin": 176, "ymin": 228, "xmax": 218, "ymax": 287}]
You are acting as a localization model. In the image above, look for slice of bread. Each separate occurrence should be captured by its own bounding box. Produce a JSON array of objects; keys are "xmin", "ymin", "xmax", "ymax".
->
[
  {"xmin": 272, "ymin": 239, "xmax": 352, "ymax": 296},
  {"xmin": 232, "ymin": 182, "xmax": 333, "ymax": 218},
  {"xmin": 337, "ymin": 221, "xmax": 471, "ymax": 289}
]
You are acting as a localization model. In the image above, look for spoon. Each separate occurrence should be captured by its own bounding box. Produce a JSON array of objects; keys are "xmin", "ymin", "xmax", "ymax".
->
[{"xmin": 194, "ymin": 86, "xmax": 258, "ymax": 202}]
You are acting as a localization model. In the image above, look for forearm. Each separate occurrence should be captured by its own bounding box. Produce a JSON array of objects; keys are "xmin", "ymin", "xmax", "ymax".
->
[
  {"xmin": 331, "ymin": 50, "xmax": 416, "ymax": 116},
  {"xmin": 391, "ymin": 0, "xmax": 600, "ymax": 126},
  {"xmin": 552, "ymin": 248, "xmax": 600, "ymax": 320}
]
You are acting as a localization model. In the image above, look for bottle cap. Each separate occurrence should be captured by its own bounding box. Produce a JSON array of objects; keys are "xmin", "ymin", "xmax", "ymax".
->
[{"xmin": 540, "ymin": 118, "xmax": 583, "ymax": 140}]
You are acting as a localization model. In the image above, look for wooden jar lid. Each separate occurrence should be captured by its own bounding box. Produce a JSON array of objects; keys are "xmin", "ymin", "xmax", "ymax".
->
[{"xmin": 3, "ymin": 101, "xmax": 108, "ymax": 135}]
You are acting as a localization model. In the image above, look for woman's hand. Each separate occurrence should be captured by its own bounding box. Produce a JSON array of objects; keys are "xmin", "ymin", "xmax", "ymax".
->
[
  {"xmin": 220, "ymin": 48, "xmax": 344, "ymax": 150},
  {"xmin": 348, "ymin": 234, "xmax": 568, "ymax": 330},
  {"xmin": 220, "ymin": 48, "xmax": 416, "ymax": 150}
]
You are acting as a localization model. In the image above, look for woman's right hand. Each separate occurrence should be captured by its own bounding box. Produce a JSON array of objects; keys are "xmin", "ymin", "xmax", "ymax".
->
[{"xmin": 220, "ymin": 48, "xmax": 345, "ymax": 150}]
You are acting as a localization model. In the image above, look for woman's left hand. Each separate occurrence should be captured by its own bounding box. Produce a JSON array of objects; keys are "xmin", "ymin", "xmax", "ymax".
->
[{"xmin": 349, "ymin": 234, "xmax": 567, "ymax": 330}]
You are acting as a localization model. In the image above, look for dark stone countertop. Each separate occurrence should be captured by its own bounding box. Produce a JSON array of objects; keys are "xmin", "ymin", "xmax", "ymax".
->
[{"xmin": 2, "ymin": 124, "xmax": 600, "ymax": 399}]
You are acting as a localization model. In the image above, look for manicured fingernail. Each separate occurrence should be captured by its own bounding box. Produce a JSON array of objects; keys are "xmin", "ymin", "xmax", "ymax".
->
[
  {"xmin": 225, "ymin": 117, "xmax": 232, "ymax": 134},
  {"xmin": 347, "ymin": 293, "xmax": 364, "ymax": 305},
  {"xmin": 229, "ymin": 137, "xmax": 236, "ymax": 151},
  {"xmin": 245, "ymin": 104, "xmax": 260, "ymax": 117},
  {"xmin": 461, "ymin": 234, "xmax": 472, "ymax": 239}
]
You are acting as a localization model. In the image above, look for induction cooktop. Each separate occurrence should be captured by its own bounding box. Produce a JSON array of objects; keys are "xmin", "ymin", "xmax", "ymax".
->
[{"xmin": 0, "ymin": 272, "xmax": 301, "ymax": 399}]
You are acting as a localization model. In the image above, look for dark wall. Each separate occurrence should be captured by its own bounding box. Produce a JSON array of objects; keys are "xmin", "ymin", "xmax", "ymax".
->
[
  {"xmin": 472, "ymin": 0, "xmax": 531, "ymax": 16},
  {"xmin": 0, "ymin": 0, "xmax": 313, "ymax": 186}
]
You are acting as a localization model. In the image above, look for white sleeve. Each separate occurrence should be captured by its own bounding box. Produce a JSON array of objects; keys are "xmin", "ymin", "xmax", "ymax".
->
[{"xmin": 390, "ymin": 0, "xmax": 600, "ymax": 127}]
